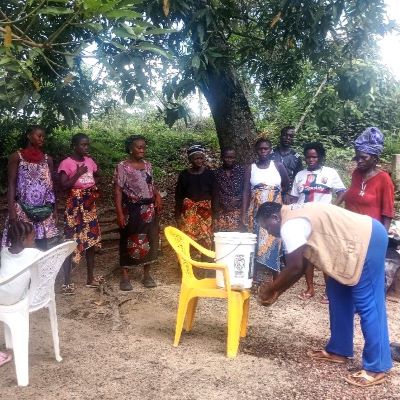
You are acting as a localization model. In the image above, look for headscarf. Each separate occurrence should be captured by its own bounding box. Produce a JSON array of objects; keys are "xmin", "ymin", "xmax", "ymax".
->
[
  {"xmin": 353, "ymin": 127, "xmax": 384, "ymax": 156},
  {"xmin": 187, "ymin": 144, "xmax": 205, "ymax": 158}
]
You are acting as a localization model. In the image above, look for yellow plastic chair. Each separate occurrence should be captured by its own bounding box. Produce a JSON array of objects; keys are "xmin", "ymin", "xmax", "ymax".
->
[{"xmin": 164, "ymin": 226, "xmax": 250, "ymax": 358}]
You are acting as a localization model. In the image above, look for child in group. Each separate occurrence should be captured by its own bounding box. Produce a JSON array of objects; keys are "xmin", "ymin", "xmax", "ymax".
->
[
  {"xmin": 58, "ymin": 133, "xmax": 102, "ymax": 295},
  {"xmin": 0, "ymin": 221, "xmax": 43, "ymax": 366}
]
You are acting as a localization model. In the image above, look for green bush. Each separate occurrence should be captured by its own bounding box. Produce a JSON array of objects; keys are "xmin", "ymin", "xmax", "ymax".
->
[
  {"xmin": 39, "ymin": 114, "xmax": 219, "ymax": 181},
  {"xmin": 0, "ymin": 114, "xmax": 219, "ymax": 193}
]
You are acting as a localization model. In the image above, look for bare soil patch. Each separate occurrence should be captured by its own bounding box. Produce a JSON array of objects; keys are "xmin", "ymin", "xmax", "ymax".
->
[{"xmin": 1, "ymin": 242, "xmax": 400, "ymax": 400}]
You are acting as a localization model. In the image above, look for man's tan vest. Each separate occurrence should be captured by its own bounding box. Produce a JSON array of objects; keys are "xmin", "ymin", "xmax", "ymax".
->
[{"xmin": 281, "ymin": 203, "xmax": 372, "ymax": 285}]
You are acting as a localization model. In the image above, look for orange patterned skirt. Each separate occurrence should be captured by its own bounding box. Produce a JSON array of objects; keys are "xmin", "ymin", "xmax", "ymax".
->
[{"xmin": 181, "ymin": 198, "xmax": 212, "ymax": 248}]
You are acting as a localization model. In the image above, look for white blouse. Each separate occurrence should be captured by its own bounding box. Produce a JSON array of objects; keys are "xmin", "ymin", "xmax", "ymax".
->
[{"xmin": 250, "ymin": 162, "xmax": 281, "ymax": 188}]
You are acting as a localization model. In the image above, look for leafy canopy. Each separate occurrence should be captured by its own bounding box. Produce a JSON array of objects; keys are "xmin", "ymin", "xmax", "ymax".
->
[{"xmin": 0, "ymin": 0, "xmax": 394, "ymax": 127}]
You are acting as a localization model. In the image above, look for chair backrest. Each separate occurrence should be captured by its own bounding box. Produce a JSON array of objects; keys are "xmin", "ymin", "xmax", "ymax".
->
[
  {"xmin": 164, "ymin": 227, "xmax": 196, "ymax": 282},
  {"xmin": 29, "ymin": 241, "xmax": 76, "ymax": 311}
]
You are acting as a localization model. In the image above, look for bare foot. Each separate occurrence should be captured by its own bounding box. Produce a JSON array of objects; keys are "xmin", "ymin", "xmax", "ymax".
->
[{"xmin": 298, "ymin": 290, "xmax": 315, "ymax": 300}]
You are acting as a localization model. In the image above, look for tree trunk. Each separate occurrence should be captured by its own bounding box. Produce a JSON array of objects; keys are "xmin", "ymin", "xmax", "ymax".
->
[
  {"xmin": 199, "ymin": 67, "xmax": 257, "ymax": 163},
  {"xmin": 190, "ymin": 0, "xmax": 257, "ymax": 162}
]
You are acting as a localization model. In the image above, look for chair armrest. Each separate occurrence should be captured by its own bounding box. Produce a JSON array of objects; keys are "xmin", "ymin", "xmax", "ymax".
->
[
  {"xmin": 190, "ymin": 260, "xmax": 227, "ymax": 271},
  {"xmin": 0, "ymin": 264, "xmax": 32, "ymax": 286},
  {"xmin": 184, "ymin": 257, "xmax": 231, "ymax": 291},
  {"xmin": 188, "ymin": 239, "xmax": 216, "ymax": 259}
]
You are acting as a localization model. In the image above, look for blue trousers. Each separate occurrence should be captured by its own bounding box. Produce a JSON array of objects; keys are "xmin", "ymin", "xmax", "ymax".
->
[{"xmin": 325, "ymin": 219, "xmax": 392, "ymax": 372}]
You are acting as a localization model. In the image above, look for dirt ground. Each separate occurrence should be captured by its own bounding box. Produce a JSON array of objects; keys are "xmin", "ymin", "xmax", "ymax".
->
[
  {"xmin": 1, "ymin": 241, "xmax": 400, "ymax": 400},
  {"xmin": 1, "ymin": 164, "xmax": 400, "ymax": 400}
]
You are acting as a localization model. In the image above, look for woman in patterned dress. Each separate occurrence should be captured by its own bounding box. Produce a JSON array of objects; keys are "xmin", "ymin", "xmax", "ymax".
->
[
  {"xmin": 58, "ymin": 133, "xmax": 102, "ymax": 294},
  {"xmin": 213, "ymin": 148, "xmax": 245, "ymax": 232},
  {"xmin": 2, "ymin": 125, "xmax": 58, "ymax": 250},
  {"xmin": 114, "ymin": 135, "xmax": 162, "ymax": 292},
  {"xmin": 242, "ymin": 138, "xmax": 289, "ymax": 280}
]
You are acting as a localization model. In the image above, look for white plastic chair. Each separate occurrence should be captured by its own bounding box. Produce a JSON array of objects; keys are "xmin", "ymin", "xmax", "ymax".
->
[{"xmin": 0, "ymin": 241, "xmax": 76, "ymax": 386}]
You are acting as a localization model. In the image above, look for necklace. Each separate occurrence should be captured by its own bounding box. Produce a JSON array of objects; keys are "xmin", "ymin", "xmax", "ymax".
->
[{"xmin": 359, "ymin": 180, "xmax": 367, "ymax": 197}]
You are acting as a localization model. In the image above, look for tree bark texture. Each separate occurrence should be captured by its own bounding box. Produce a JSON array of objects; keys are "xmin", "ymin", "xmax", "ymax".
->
[
  {"xmin": 190, "ymin": 0, "xmax": 256, "ymax": 163},
  {"xmin": 200, "ymin": 67, "xmax": 257, "ymax": 163}
]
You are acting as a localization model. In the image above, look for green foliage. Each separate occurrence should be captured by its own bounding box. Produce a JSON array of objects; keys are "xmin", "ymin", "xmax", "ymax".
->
[
  {"xmin": 0, "ymin": 0, "xmax": 172, "ymax": 123},
  {"xmin": 258, "ymin": 62, "xmax": 400, "ymax": 151},
  {"xmin": 325, "ymin": 147, "xmax": 354, "ymax": 187}
]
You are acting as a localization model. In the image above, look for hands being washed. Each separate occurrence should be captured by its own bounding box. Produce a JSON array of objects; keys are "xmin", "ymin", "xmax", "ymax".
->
[{"xmin": 258, "ymin": 281, "xmax": 280, "ymax": 306}]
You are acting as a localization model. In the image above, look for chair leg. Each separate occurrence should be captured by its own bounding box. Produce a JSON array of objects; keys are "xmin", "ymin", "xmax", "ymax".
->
[
  {"xmin": 48, "ymin": 300, "xmax": 62, "ymax": 362},
  {"xmin": 4, "ymin": 323, "xmax": 12, "ymax": 349},
  {"xmin": 184, "ymin": 297, "xmax": 198, "ymax": 332},
  {"xmin": 226, "ymin": 293, "xmax": 244, "ymax": 358},
  {"xmin": 174, "ymin": 289, "xmax": 190, "ymax": 347},
  {"xmin": 240, "ymin": 298, "xmax": 250, "ymax": 338},
  {"xmin": 9, "ymin": 315, "xmax": 30, "ymax": 386}
]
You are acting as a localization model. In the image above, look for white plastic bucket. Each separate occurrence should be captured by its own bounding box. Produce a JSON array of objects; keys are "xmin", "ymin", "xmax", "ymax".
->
[{"xmin": 214, "ymin": 232, "xmax": 257, "ymax": 290}]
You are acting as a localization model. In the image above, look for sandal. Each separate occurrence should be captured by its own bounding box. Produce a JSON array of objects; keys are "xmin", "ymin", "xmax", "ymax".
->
[
  {"xmin": 307, "ymin": 349, "xmax": 346, "ymax": 364},
  {"xmin": 142, "ymin": 276, "xmax": 157, "ymax": 288},
  {"xmin": 320, "ymin": 294, "xmax": 329, "ymax": 304},
  {"xmin": 298, "ymin": 291, "xmax": 314, "ymax": 300},
  {"xmin": 62, "ymin": 284, "xmax": 75, "ymax": 295},
  {"xmin": 86, "ymin": 275, "xmax": 104, "ymax": 288},
  {"xmin": 62, "ymin": 283, "xmax": 75, "ymax": 289},
  {"xmin": 344, "ymin": 370, "xmax": 387, "ymax": 387},
  {"xmin": 0, "ymin": 351, "xmax": 12, "ymax": 367}
]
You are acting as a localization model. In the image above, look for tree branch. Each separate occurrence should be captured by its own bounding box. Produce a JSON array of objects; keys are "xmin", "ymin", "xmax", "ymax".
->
[
  {"xmin": 296, "ymin": 71, "xmax": 331, "ymax": 132},
  {"xmin": 0, "ymin": 26, "xmax": 46, "ymax": 48}
]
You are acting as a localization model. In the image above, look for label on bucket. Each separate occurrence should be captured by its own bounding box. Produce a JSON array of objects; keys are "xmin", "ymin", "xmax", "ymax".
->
[
  {"xmin": 249, "ymin": 252, "xmax": 254, "ymax": 279},
  {"xmin": 233, "ymin": 255, "xmax": 246, "ymax": 279}
]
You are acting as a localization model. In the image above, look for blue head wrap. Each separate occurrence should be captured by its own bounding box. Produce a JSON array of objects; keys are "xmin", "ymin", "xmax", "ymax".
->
[{"xmin": 354, "ymin": 127, "xmax": 384, "ymax": 156}]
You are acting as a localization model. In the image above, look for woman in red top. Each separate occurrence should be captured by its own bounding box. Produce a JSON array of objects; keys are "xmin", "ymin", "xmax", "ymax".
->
[{"xmin": 343, "ymin": 127, "xmax": 394, "ymax": 231}]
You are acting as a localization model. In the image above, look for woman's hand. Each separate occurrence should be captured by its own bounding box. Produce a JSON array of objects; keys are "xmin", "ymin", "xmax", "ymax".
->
[
  {"xmin": 117, "ymin": 212, "xmax": 126, "ymax": 229},
  {"xmin": 175, "ymin": 217, "xmax": 183, "ymax": 229},
  {"xmin": 76, "ymin": 164, "xmax": 88, "ymax": 177},
  {"xmin": 241, "ymin": 213, "xmax": 248, "ymax": 229},
  {"xmin": 53, "ymin": 207, "xmax": 58, "ymax": 223},
  {"xmin": 9, "ymin": 205, "xmax": 17, "ymax": 222},
  {"xmin": 258, "ymin": 282, "xmax": 280, "ymax": 306},
  {"xmin": 154, "ymin": 193, "xmax": 162, "ymax": 215}
]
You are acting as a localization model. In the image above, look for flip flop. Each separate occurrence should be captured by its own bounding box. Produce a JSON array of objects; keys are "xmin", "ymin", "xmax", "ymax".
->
[
  {"xmin": 62, "ymin": 284, "xmax": 75, "ymax": 295},
  {"xmin": 307, "ymin": 349, "xmax": 346, "ymax": 364},
  {"xmin": 344, "ymin": 370, "xmax": 387, "ymax": 387},
  {"xmin": 298, "ymin": 292, "xmax": 314, "ymax": 300},
  {"xmin": 86, "ymin": 275, "xmax": 104, "ymax": 288},
  {"xmin": 320, "ymin": 294, "xmax": 329, "ymax": 304},
  {"xmin": 0, "ymin": 351, "xmax": 12, "ymax": 367},
  {"xmin": 86, "ymin": 282, "xmax": 100, "ymax": 288}
]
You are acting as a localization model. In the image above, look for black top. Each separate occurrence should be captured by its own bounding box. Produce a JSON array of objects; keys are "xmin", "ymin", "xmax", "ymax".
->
[
  {"xmin": 175, "ymin": 168, "xmax": 215, "ymax": 218},
  {"xmin": 271, "ymin": 147, "xmax": 303, "ymax": 189}
]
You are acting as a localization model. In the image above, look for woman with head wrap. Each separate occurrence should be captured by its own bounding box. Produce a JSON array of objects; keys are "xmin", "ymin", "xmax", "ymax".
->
[
  {"xmin": 175, "ymin": 144, "xmax": 214, "ymax": 248},
  {"xmin": 342, "ymin": 127, "xmax": 394, "ymax": 231}
]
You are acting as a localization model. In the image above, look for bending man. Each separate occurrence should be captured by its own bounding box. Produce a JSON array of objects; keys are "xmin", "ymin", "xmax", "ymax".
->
[{"xmin": 256, "ymin": 202, "xmax": 392, "ymax": 388}]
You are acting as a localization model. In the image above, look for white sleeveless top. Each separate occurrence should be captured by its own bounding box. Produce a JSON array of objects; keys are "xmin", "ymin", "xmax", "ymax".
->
[{"xmin": 250, "ymin": 162, "xmax": 281, "ymax": 188}]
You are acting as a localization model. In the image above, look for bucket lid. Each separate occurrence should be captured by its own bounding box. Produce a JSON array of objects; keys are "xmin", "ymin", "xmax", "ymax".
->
[{"xmin": 214, "ymin": 231, "xmax": 257, "ymax": 240}]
